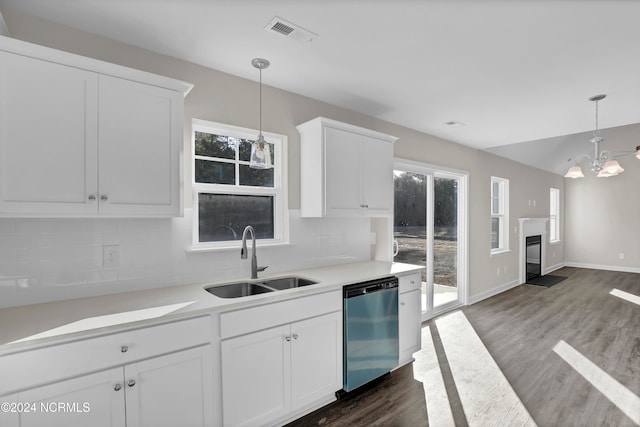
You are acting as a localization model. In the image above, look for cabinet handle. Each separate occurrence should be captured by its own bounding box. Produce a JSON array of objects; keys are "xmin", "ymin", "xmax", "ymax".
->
[
  {"xmin": 285, "ymin": 336, "xmax": 291, "ymax": 342},
  {"xmin": 127, "ymin": 379, "xmax": 136, "ymax": 387},
  {"xmin": 410, "ymin": 280, "xmax": 415, "ymax": 285},
  {"xmin": 292, "ymin": 333, "xmax": 299, "ymax": 340},
  {"xmin": 400, "ymin": 302, "xmax": 406, "ymax": 306},
  {"xmin": 121, "ymin": 345, "xmax": 128, "ymax": 353},
  {"xmin": 88, "ymin": 195, "xmax": 96, "ymax": 200},
  {"xmin": 360, "ymin": 204, "xmax": 369, "ymax": 208},
  {"xmin": 114, "ymin": 384, "xmax": 122, "ymax": 392},
  {"xmin": 100, "ymin": 195, "xmax": 109, "ymax": 201}
]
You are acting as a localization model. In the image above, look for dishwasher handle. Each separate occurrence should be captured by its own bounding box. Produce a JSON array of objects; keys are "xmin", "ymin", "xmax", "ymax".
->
[{"xmin": 343, "ymin": 276, "xmax": 398, "ymax": 298}]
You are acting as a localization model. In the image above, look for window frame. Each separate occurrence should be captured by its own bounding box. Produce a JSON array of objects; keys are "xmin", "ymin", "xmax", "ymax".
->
[
  {"xmin": 191, "ymin": 119, "xmax": 288, "ymax": 250},
  {"xmin": 490, "ymin": 176, "xmax": 509, "ymax": 254},
  {"xmin": 549, "ymin": 187, "xmax": 560, "ymax": 243}
]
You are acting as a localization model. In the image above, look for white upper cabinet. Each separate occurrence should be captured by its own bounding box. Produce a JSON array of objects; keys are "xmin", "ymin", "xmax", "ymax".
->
[
  {"xmin": 297, "ymin": 117, "xmax": 397, "ymax": 217},
  {"xmin": 0, "ymin": 36, "xmax": 192, "ymax": 217}
]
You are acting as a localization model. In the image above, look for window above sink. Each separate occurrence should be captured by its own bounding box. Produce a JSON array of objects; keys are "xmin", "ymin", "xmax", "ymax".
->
[{"xmin": 191, "ymin": 119, "xmax": 289, "ymax": 250}]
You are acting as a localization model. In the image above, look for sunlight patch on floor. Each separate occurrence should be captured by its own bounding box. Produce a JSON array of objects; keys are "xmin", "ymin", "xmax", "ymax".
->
[
  {"xmin": 552, "ymin": 340, "xmax": 640, "ymax": 425},
  {"xmin": 435, "ymin": 311, "xmax": 537, "ymax": 427},
  {"xmin": 413, "ymin": 325, "xmax": 455, "ymax": 427},
  {"xmin": 610, "ymin": 288, "xmax": 640, "ymax": 306}
]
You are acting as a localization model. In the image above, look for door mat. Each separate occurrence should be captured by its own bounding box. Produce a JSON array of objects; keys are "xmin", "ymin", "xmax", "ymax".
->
[{"xmin": 526, "ymin": 275, "xmax": 567, "ymax": 288}]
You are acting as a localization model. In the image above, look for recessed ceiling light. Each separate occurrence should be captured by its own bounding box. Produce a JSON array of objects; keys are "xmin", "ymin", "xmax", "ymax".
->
[
  {"xmin": 444, "ymin": 120, "xmax": 466, "ymax": 128},
  {"xmin": 264, "ymin": 17, "xmax": 318, "ymax": 43}
]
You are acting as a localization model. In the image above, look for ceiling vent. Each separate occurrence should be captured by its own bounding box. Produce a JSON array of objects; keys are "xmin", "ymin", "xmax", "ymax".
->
[{"xmin": 265, "ymin": 17, "xmax": 317, "ymax": 43}]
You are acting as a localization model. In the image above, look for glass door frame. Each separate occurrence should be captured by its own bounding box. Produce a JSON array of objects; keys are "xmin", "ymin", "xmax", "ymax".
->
[{"xmin": 394, "ymin": 158, "xmax": 469, "ymax": 321}]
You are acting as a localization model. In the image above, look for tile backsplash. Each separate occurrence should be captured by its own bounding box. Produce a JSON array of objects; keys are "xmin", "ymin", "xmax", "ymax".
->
[{"xmin": 0, "ymin": 209, "xmax": 373, "ymax": 308}]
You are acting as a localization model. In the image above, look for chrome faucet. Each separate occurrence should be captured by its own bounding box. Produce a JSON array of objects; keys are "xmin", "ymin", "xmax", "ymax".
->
[{"xmin": 241, "ymin": 225, "xmax": 268, "ymax": 279}]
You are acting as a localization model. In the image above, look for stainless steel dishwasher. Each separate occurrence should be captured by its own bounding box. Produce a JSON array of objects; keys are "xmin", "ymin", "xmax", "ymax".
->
[{"xmin": 340, "ymin": 276, "xmax": 399, "ymax": 395}]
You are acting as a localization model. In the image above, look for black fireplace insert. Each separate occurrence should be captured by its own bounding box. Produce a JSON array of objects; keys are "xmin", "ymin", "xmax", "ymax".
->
[{"xmin": 526, "ymin": 235, "xmax": 541, "ymax": 281}]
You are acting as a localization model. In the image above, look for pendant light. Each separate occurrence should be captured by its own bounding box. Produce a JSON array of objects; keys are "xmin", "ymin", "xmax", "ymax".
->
[{"xmin": 250, "ymin": 58, "xmax": 273, "ymax": 169}]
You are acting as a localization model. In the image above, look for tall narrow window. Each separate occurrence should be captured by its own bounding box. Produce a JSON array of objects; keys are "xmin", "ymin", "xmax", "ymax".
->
[
  {"xmin": 549, "ymin": 188, "xmax": 560, "ymax": 242},
  {"xmin": 192, "ymin": 119, "xmax": 287, "ymax": 248},
  {"xmin": 490, "ymin": 177, "xmax": 509, "ymax": 253}
]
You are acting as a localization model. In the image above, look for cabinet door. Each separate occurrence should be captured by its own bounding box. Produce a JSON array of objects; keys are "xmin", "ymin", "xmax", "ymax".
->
[
  {"xmin": 360, "ymin": 136, "xmax": 393, "ymax": 214},
  {"xmin": 0, "ymin": 51, "xmax": 98, "ymax": 215},
  {"xmin": 399, "ymin": 289, "xmax": 422, "ymax": 365},
  {"xmin": 98, "ymin": 75, "xmax": 182, "ymax": 216},
  {"xmin": 323, "ymin": 127, "xmax": 361, "ymax": 215},
  {"xmin": 18, "ymin": 368, "xmax": 125, "ymax": 427},
  {"xmin": 124, "ymin": 346, "xmax": 214, "ymax": 427},
  {"xmin": 290, "ymin": 311, "xmax": 342, "ymax": 411},
  {"xmin": 221, "ymin": 325, "xmax": 290, "ymax": 427}
]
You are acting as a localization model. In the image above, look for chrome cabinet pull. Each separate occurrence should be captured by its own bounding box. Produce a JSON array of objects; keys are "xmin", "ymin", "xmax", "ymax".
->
[
  {"xmin": 88, "ymin": 195, "xmax": 96, "ymax": 200},
  {"xmin": 121, "ymin": 345, "xmax": 128, "ymax": 353},
  {"xmin": 127, "ymin": 379, "xmax": 136, "ymax": 387},
  {"xmin": 285, "ymin": 336, "xmax": 291, "ymax": 342},
  {"xmin": 113, "ymin": 384, "xmax": 122, "ymax": 392},
  {"xmin": 292, "ymin": 333, "xmax": 299, "ymax": 340},
  {"xmin": 100, "ymin": 195, "xmax": 109, "ymax": 201}
]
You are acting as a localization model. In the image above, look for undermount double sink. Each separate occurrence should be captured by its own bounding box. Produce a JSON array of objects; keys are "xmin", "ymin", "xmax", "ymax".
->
[{"xmin": 205, "ymin": 276, "xmax": 318, "ymax": 298}]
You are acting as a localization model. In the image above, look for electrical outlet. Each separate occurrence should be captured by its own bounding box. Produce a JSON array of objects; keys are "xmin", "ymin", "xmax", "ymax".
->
[{"xmin": 103, "ymin": 244, "xmax": 120, "ymax": 268}]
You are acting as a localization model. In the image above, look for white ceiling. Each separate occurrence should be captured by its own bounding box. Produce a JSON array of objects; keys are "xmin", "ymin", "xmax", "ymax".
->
[{"xmin": 2, "ymin": 0, "xmax": 640, "ymax": 174}]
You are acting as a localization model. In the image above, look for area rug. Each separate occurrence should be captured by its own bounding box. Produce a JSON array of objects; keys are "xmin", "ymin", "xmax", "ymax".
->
[{"xmin": 526, "ymin": 275, "xmax": 567, "ymax": 288}]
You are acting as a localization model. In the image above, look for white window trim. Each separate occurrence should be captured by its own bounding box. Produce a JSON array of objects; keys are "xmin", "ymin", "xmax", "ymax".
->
[
  {"xmin": 549, "ymin": 187, "xmax": 560, "ymax": 243},
  {"xmin": 190, "ymin": 119, "xmax": 288, "ymax": 250},
  {"xmin": 490, "ymin": 176, "xmax": 509, "ymax": 254}
]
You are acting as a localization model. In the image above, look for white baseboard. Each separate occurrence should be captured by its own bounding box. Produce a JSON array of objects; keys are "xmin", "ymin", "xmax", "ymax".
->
[
  {"xmin": 469, "ymin": 279, "xmax": 520, "ymax": 305},
  {"xmin": 544, "ymin": 262, "xmax": 565, "ymax": 275},
  {"xmin": 564, "ymin": 262, "xmax": 640, "ymax": 274}
]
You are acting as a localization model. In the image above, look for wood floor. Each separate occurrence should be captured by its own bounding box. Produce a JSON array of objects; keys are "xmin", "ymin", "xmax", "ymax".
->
[{"xmin": 286, "ymin": 267, "xmax": 640, "ymax": 426}]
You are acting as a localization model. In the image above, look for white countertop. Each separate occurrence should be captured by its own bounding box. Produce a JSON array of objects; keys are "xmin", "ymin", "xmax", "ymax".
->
[{"xmin": 0, "ymin": 261, "xmax": 423, "ymax": 351}]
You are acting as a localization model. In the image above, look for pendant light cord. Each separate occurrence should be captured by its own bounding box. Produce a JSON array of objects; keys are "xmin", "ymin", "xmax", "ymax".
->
[{"xmin": 259, "ymin": 66, "xmax": 263, "ymax": 138}]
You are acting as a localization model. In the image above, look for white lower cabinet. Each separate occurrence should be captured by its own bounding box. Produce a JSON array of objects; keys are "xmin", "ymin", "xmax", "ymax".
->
[
  {"xmin": 17, "ymin": 368, "xmax": 125, "ymax": 427},
  {"xmin": 398, "ymin": 272, "xmax": 422, "ymax": 366},
  {"xmin": 0, "ymin": 316, "xmax": 214, "ymax": 427},
  {"xmin": 221, "ymin": 308, "xmax": 342, "ymax": 427}
]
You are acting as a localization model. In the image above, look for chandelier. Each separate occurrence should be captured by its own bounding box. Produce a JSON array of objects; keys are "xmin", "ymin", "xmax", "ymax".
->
[{"xmin": 564, "ymin": 94, "xmax": 625, "ymax": 178}]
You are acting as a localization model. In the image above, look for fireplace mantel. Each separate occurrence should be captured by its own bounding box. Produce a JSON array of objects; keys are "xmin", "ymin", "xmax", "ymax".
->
[{"xmin": 519, "ymin": 218, "xmax": 549, "ymax": 283}]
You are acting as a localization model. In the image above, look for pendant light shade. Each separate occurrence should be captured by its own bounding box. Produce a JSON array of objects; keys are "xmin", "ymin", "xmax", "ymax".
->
[
  {"xmin": 250, "ymin": 58, "xmax": 273, "ymax": 169},
  {"xmin": 564, "ymin": 165, "xmax": 585, "ymax": 178},
  {"xmin": 249, "ymin": 134, "xmax": 272, "ymax": 169}
]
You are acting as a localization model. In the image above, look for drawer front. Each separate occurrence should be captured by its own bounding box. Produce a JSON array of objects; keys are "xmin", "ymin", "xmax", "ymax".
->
[
  {"xmin": 0, "ymin": 315, "xmax": 211, "ymax": 395},
  {"xmin": 398, "ymin": 272, "xmax": 421, "ymax": 293},
  {"xmin": 220, "ymin": 290, "xmax": 341, "ymax": 339}
]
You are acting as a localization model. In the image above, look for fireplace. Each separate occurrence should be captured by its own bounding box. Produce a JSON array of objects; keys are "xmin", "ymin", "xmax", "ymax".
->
[
  {"xmin": 518, "ymin": 218, "xmax": 548, "ymax": 284},
  {"xmin": 526, "ymin": 235, "xmax": 542, "ymax": 281}
]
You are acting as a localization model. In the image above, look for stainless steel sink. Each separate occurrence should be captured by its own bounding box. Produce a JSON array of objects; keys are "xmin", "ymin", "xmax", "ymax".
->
[
  {"xmin": 204, "ymin": 276, "xmax": 318, "ymax": 298},
  {"xmin": 205, "ymin": 282, "xmax": 273, "ymax": 298},
  {"xmin": 258, "ymin": 276, "xmax": 317, "ymax": 290}
]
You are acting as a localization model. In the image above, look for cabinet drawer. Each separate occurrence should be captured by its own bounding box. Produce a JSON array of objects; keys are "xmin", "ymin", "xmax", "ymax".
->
[
  {"xmin": 399, "ymin": 272, "xmax": 421, "ymax": 293},
  {"xmin": 220, "ymin": 290, "xmax": 341, "ymax": 339},
  {"xmin": 0, "ymin": 315, "xmax": 211, "ymax": 395}
]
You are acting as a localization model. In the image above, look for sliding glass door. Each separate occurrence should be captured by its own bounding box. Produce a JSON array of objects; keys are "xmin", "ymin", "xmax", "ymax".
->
[{"xmin": 394, "ymin": 160, "xmax": 467, "ymax": 320}]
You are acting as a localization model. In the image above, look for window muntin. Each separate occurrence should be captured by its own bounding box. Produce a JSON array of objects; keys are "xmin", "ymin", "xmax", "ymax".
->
[
  {"xmin": 490, "ymin": 177, "xmax": 509, "ymax": 253},
  {"xmin": 192, "ymin": 119, "xmax": 286, "ymax": 248},
  {"xmin": 549, "ymin": 188, "xmax": 560, "ymax": 242}
]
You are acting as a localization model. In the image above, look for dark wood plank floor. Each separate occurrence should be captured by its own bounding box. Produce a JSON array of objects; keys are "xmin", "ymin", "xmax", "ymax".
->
[{"xmin": 286, "ymin": 267, "xmax": 640, "ymax": 426}]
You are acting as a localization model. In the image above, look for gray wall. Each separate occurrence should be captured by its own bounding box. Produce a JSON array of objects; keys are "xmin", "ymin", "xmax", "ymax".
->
[
  {"xmin": 1, "ymin": 7, "xmax": 567, "ymax": 301},
  {"xmin": 565, "ymin": 123, "xmax": 640, "ymax": 272}
]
